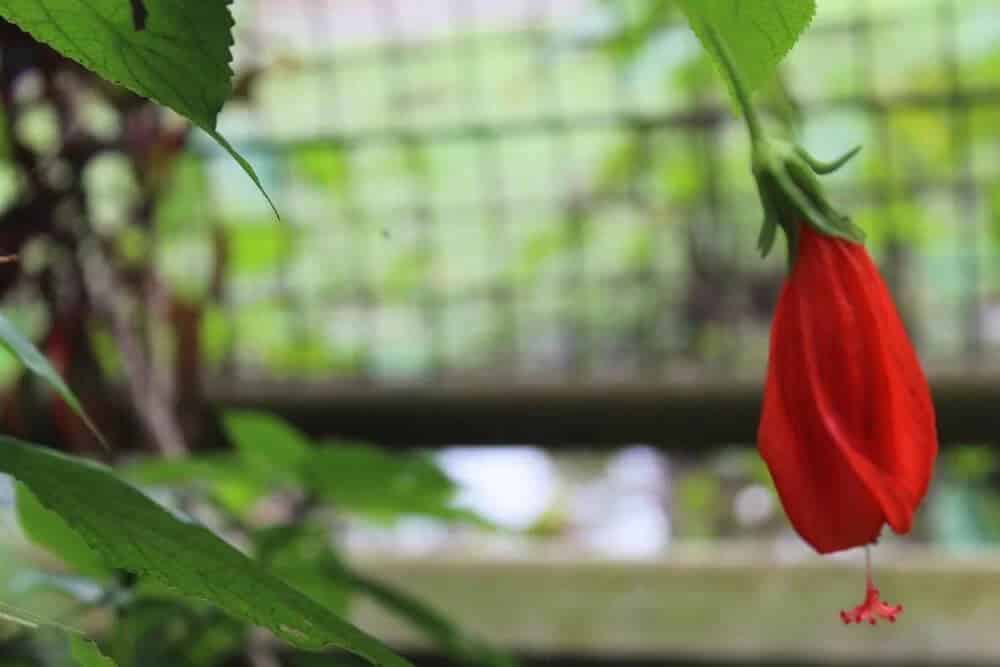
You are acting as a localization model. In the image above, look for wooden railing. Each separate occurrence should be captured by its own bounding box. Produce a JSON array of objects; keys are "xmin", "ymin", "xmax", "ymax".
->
[
  {"xmin": 346, "ymin": 545, "xmax": 1000, "ymax": 667},
  {"xmin": 207, "ymin": 375, "xmax": 1000, "ymax": 666},
  {"xmin": 208, "ymin": 374, "xmax": 1000, "ymax": 448}
]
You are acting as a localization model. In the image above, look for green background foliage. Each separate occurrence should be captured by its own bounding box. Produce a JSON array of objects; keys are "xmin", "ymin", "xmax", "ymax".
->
[{"xmin": 0, "ymin": 436, "xmax": 411, "ymax": 666}]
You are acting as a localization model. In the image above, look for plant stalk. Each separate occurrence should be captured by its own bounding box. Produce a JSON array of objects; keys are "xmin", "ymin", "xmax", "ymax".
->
[{"xmin": 701, "ymin": 24, "xmax": 764, "ymax": 143}]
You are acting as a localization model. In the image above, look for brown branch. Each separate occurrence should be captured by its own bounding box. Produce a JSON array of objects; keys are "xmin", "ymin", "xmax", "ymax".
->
[
  {"xmin": 78, "ymin": 240, "xmax": 187, "ymax": 458},
  {"xmin": 145, "ymin": 271, "xmax": 176, "ymax": 415}
]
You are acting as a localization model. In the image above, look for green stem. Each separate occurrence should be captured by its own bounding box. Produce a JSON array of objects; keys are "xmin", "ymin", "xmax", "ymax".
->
[{"xmin": 701, "ymin": 23, "xmax": 764, "ymax": 143}]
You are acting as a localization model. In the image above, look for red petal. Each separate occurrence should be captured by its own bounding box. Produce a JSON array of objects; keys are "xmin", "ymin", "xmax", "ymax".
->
[{"xmin": 758, "ymin": 225, "xmax": 937, "ymax": 554}]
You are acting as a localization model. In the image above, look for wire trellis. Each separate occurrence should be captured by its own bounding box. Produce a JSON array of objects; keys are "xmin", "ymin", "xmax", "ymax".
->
[{"xmin": 172, "ymin": 0, "xmax": 1000, "ymax": 385}]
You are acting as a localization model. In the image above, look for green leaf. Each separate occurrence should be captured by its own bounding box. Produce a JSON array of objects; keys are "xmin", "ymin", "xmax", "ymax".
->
[
  {"xmin": 0, "ymin": 0, "xmax": 231, "ymax": 129},
  {"xmin": 124, "ymin": 453, "xmax": 270, "ymax": 516},
  {"xmin": 0, "ymin": 0, "xmax": 277, "ymax": 215},
  {"xmin": 123, "ymin": 454, "xmax": 240, "ymax": 487},
  {"xmin": 256, "ymin": 525, "xmax": 352, "ymax": 617},
  {"xmin": 223, "ymin": 410, "xmax": 311, "ymax": 481},
  {"xmin": 679, "ymin": 0, "xmax": 816, "ymax": 95},
  {"xmin": 16, "ymin": 483, "xmax": 108, "ymax": 577},
  {"xmin": 0, "ymin": 314, "xmax": 106, "ymax": 447},
  {"xmin": 209, "ymin": 130, "xmax": 279, "ymax": 218},
  {"xmin": 70, "ymin": 636, "xmax": 118, "ymax": 667},
  {"xmin": 0, "ymin": 437, "xmax": 411, "ymax": 667},
  {"xmin": 231, "ymin": 414, "xmax": 486, "ymax": 523},
  {"xmin": 302, "ymin": 443, "xmax": 479, "ymax": 524}
]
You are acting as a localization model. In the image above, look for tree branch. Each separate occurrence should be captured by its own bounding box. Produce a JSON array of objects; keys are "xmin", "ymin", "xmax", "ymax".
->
[{"xmin": 78, "ymin": 240, "xmax": 187, "ymax": 458}]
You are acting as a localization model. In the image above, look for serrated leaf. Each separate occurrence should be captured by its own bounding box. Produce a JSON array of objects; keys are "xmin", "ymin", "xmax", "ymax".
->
[
  {"xmin": 0, "ymin": 0, "xmax": 232, "ymax": 128},
  {"xmin": 679, "ymin": 0, "xmax": 816, "ymax": 95},
  {"xmin": 70, "ymin": 636, "xmax": 118, "ymax": 667},
  {"xmin": 0, "ymin": 437, "xmax": 411, "ymax": 667},
  {"xmin": 0, "ymin": 314, "xmax": 106, "ymax": 447},
  {"xmin": 0, "ymin": 0, "xmax": 276, "ymax": 215}
]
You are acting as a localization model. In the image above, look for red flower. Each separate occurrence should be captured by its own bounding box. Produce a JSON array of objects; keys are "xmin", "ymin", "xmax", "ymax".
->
[
  {"xmin": 758, "ymin": 223, "xmax": 938, "ymax": 556},
  {"xmin": 695, "ymin": 21, "xmax": 935, "ymax": 622}
]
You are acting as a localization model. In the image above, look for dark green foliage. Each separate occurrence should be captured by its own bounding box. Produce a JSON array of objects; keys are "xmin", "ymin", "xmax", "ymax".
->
[{"xmin": 0, "ymin": 436, "xmax": 410, "ymax": 666}]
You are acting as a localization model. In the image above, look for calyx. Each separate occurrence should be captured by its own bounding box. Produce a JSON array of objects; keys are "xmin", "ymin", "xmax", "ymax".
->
[{"xmin": 752, "ymin": 138, "xmax": 864, "ymax": 259}]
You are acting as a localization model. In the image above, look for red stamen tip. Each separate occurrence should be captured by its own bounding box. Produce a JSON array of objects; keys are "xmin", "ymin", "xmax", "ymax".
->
[{"xmin": 839, "ymin": 581, "xmax": 903, "ymax": 626}]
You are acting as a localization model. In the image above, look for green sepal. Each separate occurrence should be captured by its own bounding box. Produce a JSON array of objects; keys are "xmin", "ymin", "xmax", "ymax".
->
[
  {"xmin": 755, "ymin": 179, "xmax": 780, "ymax": 258},
  {"xmin": 752, "ymin": 138, "xmax": 864, "ymax": 260},
  {"xmin": 696, "ymin": 21, "xmax": 864, "ymax": 263},
  {"xmin": 795, "ymin": 144, "xmax": 861, "ymax": 175}
]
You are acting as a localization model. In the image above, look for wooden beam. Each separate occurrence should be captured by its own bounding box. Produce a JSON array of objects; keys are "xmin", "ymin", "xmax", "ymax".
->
[
  {"xmin": 402, "ymin": 653, "xmax": 979, "ymax": 667},
  {"xmin": 346, "ymin": 547, "xmax": 1000, "ymax": 664},
  {"xmin": 206, "ymin": 374, "xmax": 1000, "ymax": 448},
  {"xmin": 404, "ymin": 654, "xmax": 992, "ymax": 667}
]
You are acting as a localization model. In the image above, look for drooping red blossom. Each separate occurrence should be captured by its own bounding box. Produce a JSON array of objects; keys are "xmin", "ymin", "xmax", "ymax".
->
[
  {"xmin": 758, "ymin": 223, "xmax": 938, "ymax": 556},
  {"xmin": 696, "ymin": 21, "xmax": 934, "ymax": 622}
]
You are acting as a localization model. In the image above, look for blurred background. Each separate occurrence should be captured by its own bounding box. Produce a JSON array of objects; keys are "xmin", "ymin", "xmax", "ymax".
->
[{"xmin": 2, "ymin": 0, "xmax": 1000, "ymax": 665}]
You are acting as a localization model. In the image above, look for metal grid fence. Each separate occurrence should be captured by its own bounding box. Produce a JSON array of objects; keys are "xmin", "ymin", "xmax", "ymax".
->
[{"xmin": 171, "ymin": 0, "xmax": 1000, "ymax": 385}]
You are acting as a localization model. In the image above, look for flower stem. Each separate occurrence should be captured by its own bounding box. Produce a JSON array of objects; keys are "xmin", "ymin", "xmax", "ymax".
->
[
  {"xmin": 701, "ymin": 23, "xmax": 764, "ymax": 143},
  {"xmin": 864, "ymin": 544, "xmax": 873, "ymax": 587}
]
